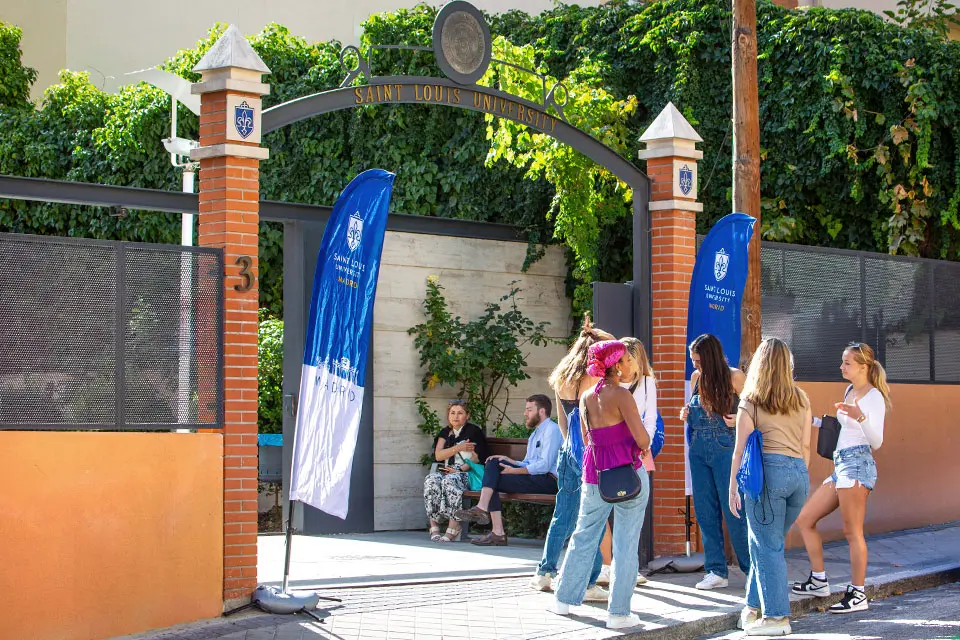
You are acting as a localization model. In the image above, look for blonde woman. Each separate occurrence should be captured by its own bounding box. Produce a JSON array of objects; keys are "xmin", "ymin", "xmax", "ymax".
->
[
  {"xmin": 728, "ymin": 338, "xmax": 811, "ymax": 636},
  {"xmin": 620, "ymin": 337, "xmax": 657, "ymax": 474},
  {"xmin": 792, "ymin": 342, "xmax": 891, "ymax": 614},
  {"xmin": 528, "ymin": 313, "xmax": 612, "ymax": 601}
]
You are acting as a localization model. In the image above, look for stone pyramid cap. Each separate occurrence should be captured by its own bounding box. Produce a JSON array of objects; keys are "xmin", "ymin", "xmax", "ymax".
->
[
  {"xmin": 640, "ymin": 102, "xmax": 702, "ymax": 143},
  {"xmin": 193, "ymin": 24, "xmax": 270, "ymax": 74}
]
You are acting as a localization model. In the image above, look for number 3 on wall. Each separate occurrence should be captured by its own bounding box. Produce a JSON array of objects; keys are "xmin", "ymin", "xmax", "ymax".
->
[{"xmin": 234, "ymin": 256, "xmax": 255, "ymax": 292}]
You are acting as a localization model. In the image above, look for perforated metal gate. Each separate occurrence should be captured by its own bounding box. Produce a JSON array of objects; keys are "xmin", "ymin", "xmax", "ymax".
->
[
  {"xmin": 760, "ymin": 242, "xmax": 960, "ymax": 384},
  {"xmin": 0, "ymin": 232, "xmax": 224, "ymax": 430},
  {"xmin": 696, "ymin": 234, "xmax": 960, "ymax": 384}
]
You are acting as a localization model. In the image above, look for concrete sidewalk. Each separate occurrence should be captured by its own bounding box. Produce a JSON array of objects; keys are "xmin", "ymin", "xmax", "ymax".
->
[{"xmin": 118, "ymin": 522, "xmax": 960, "ymax": 640}]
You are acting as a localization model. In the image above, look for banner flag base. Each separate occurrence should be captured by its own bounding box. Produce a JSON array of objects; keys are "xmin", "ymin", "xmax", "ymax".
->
[{"xmin": 224, "ymin": 500, "xmax": 342, "ymax": 623}]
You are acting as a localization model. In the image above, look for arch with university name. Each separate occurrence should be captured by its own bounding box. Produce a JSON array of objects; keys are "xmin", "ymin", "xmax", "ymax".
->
[{"xmin": 260, "ymin": 0, "xmax": 653, "ymax": 349}]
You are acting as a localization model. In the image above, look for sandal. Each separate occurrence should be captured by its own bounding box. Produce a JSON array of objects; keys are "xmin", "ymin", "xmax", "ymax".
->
[
  {"xmin": 438, "ymin": 526, "xmax": 462, "ymax": 542},
  {"xmin": 429, "ymin": 525, "xmax": 443, "ymax": 542}
]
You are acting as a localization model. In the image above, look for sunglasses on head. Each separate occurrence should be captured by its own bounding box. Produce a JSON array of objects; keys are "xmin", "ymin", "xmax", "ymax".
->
[{"xmin": 448, "ymin": 400, "xmax": 467, "ymax": 407}]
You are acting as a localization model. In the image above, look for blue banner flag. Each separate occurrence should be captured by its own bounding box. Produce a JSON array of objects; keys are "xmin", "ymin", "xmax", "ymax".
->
[
  {"xmin": 289, "ymin": 169, "xmax": 395, "ymax": 518},
  {"xmin": 683, "ymin": 212, "xmax": 755, "ymax": 493}
]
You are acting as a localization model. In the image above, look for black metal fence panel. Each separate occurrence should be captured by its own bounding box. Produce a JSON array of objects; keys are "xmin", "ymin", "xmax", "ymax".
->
[
  {"xmin": 695, "ymin": 236, "xmax": 959, "ymax": 384},
  {"xmin": 0, "ymin": 232, "xmax": 224, "ymax": 429}
]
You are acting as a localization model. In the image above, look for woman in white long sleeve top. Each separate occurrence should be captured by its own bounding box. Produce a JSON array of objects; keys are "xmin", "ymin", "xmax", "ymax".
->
[
  {"xmin": 792, "ymin": 342, "xmax": 892, "ymax": 615},
  {"xmin": 615, "ymin": 337, "xmax": 657, "ymax": 586},
  {"xmin": 621, "ymin": 337, "xmax": 658, "ymax": 468}
]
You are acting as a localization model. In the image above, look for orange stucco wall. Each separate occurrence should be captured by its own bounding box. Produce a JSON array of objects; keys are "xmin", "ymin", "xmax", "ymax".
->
[
  {"xmin": 786, "ymin": 381, "xmax": 960, "ymax": 548},
  {"xmin": 0, "ymin": 432, "xmax": 223, "ymax": 640}
]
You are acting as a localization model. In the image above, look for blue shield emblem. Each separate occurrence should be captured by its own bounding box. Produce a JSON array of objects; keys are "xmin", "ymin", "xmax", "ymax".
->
[
  {"xmin": 235, "ymin": 101, "xmax": 255, "ymax": 140},
  {"xmin": 679, "ymin": 164, "xmax": 694, "ymax": 196}
]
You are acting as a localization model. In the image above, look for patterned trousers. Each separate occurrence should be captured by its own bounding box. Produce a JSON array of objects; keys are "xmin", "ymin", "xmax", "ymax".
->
[{"xmin": 423, "ymin": 471, "xmax": 469, "ymax": 523}]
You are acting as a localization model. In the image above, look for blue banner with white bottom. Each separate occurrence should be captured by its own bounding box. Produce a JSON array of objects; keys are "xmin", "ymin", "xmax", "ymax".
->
[{"xmin": 289, "ymin": 169, "xmax": 396, "ymax": 518}]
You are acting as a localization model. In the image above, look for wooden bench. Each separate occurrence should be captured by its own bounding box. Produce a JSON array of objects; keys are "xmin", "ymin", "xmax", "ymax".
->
[{"xmin": 461, "ymin": 437, "xmax": 557, "ymax": 506}]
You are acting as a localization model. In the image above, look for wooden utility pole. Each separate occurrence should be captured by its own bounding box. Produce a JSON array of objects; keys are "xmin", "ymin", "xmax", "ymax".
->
[{"xmin": 732, "ymin": 0, "xmax": 762, "ymax": 368}]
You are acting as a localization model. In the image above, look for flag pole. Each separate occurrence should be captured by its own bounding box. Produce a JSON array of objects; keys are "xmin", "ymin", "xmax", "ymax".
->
[{"xmin": 282, "ymin": 499, "xmax": 297, "ymax": 593}]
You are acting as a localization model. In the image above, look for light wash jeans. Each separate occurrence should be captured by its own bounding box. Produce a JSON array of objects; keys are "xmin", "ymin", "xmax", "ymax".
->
[
  {"xmin": 555, "ymin": 466, "xmax": 650, "ymax": 616},
  {"xmin": 537, "ymin": 446, "xmax": 603, "ymax": 583},
  {"xmin": 688, "ymin": 425, "xmax": 750, "ymax": 577},
  {"xmin": 744, "ymin": 453, "xmax": 809, "ymax": 618}
]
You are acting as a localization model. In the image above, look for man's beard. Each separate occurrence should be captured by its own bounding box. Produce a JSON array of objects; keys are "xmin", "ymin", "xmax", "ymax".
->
[{"xmin": 525, "ymin": 416, "xmax": 538, "ymax": 429}]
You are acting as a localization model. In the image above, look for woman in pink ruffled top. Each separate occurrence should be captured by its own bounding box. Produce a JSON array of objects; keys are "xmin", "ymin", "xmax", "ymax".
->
[{"xmin": 547, "ymin": 340, "xmax": 651, "ymax": 630}]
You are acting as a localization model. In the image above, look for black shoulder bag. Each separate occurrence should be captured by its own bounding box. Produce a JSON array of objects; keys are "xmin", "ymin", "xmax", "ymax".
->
[
  {"xmin": 584, "ymin": 401, "xmax": 643, "ymax": 504},
  {"xmin": 816, "ymin": 384, "xmax": 853, "ymax": 460}
]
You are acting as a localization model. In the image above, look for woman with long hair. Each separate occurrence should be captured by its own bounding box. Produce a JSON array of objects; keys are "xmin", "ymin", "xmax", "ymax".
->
[
  {"xmin": 529, "ymin": 313, "xmax": 612, "ymax": 602},
  {"xmin": 548, "ymin": 340, "xmax": 651, "ymax": 630},
  {"xmin": 592, "ymin": 336, "xmax": 657, "ymax": 588},
  {"xmin": 792, "ymin": 342, "xmax": 891, "ymax": 614},
  {"xmin": 729, "ymin": 338, "xmax": 812, "ymax": 636},
  {"xmin": 682, "ymin": 333, "xmax": 750, "ymax": 590},
  {"xmin": 423, "ymin": 401, "xmax": 488, "ymax": 542}
]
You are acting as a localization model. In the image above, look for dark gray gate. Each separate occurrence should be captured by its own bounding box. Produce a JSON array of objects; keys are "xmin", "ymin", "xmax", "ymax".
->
[{"xmin": 0, "ymin": 231, "xmax": 223, "ymax": 430}]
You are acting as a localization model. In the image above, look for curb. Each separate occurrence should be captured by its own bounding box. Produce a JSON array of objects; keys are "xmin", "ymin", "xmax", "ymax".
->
[{"xmin": 622, "ymin": 564, "xmax": 960, "ymax": 639}]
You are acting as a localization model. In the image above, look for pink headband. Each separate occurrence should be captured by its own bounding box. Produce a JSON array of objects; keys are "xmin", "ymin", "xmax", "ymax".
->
[{"xmin": 586, "ymin": 340, "xmax": 625, "ymax": 378}]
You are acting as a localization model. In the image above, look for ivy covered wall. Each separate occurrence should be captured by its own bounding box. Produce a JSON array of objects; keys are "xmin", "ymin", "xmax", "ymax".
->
[{"xmin": 3, "ymin": 0, "xmax": 960, "ymax": 322}]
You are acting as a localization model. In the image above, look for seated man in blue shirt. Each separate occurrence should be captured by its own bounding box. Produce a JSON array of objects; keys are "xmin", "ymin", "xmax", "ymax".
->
[{"xmin": 455, "ymin": 394, "xmax": 562, "ymax": 546}]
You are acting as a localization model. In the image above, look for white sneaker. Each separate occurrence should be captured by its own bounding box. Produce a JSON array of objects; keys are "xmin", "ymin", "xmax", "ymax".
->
[
  {"xmin": 607, "ymin": 613, "xmax": 642, "ymax": 629},
  {"xmin": 546, "ymin": 599, "xmax": 570, "ymax": 616},
  {"xmin": 595, "ymin": 564, "xmax": 611, "ymax": 586},
  {"xmin": 792, "ymin": 572, "xmax": 830, "ymax": 597},
  {"xmin": 636, "ymin": 573, "xmax": 648, "ymax": 585},
  {"xmin": 583, "ymin": 584, "xmax": 609, "ymax": 602},
  {"xmin": 745, "ymin": 616, "xmax": 792, "ymax": 636},
  {"xmin": 829, "ymin": 585, "xmax": 869, "ymax": 614},
  {"xmin": 738, "ymin": 606, "xmax": 759, "ymax": 630},
  {"xmin": 529, "ymin": 573, "xmax": 553, "ymax": 592},
  {"xmin": 695, "ymin": 572, "xmax": 728, "ymax": 590}
]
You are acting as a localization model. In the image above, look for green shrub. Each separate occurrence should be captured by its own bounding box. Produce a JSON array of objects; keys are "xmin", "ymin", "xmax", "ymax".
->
[{"xmin": 258, "ymin": 312, "xmax": 283, "ymax": 434}]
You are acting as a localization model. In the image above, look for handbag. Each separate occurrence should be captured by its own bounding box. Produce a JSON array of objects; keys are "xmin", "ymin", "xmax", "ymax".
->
[
  {"xmin": 584, "ymin": 402, "xmax": 643, "ymax": 504},
  {"xmin": 817, "ymin": 385, "xmax": 852, "ymax": 460},
  {"xmin": 463, "ymin": 459, "xmax": 485, "ymax": 491},
  {"xmin": 736, "ymin": 402, "xmax": 764, "ymax": 502}
]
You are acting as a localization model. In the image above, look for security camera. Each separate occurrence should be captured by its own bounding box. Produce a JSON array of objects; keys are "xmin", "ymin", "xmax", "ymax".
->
[{"xmin": 162, "ymin": 136, "xmax": 199, "ymax": 157}]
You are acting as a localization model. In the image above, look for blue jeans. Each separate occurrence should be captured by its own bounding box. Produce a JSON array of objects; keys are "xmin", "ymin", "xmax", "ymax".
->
[
  {"xmin": 537, "ymin": 447, "xmax": 603, "ymax": 584},
  {"xmin": 744, "ymin": 453, "xmax": 809, "ymax": 617},
  {"xmin": 688, "ymin": 426, "xmax": 750, "ymax": 577},
  {"xmin": 555, "ymin": 466, "xmax": 650, "ymax": 616}
]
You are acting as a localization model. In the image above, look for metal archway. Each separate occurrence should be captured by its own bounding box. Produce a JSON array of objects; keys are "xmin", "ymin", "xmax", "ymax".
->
[{"xmin": 262, "ymin": 76, "xmax": 652, "ymax": 351}]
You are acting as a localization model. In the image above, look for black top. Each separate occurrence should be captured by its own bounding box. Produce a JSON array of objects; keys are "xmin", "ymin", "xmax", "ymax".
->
[
  {"xmin": 432, "ymin": 422, "xmax": 488, "ymax": 466},
  {"xmin": 559, "ymin": 398, "xmax": 579, "ymax": 417}
]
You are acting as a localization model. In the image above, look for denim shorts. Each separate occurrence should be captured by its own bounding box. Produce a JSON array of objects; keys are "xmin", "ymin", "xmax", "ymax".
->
[{"xmin": 824, "ymin": 444, "xmax": 877, "ymax": 490}]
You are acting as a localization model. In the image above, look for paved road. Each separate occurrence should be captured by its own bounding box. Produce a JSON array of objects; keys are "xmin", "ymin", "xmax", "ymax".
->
[{"xmin": 704, "ymin": 581, "xmax": 960, "ymax": 639}]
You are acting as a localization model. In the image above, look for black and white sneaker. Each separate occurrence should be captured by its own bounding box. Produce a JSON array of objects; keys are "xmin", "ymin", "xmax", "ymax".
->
[
  {"xmin": 829, "ymin": 585, "xmax": 869, "ymax": 614},
  {"xmin": 792, "ymin": 572, "xmax": 830, "ymax": 597}
]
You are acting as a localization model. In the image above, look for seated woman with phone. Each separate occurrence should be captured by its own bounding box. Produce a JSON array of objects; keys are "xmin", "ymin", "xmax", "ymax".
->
[{"xmin": 423, "ymin": 400, "xmax": 489, "ymax": 542}]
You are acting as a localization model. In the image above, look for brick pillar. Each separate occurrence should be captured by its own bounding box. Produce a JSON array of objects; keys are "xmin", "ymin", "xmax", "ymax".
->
[
  {"xmin": 639, "ymin": 103, "xmax": 703, "ymax": 557},
  {"xmin": 190, "ymin": 25, "xmax": 271, "ymax": 609}
]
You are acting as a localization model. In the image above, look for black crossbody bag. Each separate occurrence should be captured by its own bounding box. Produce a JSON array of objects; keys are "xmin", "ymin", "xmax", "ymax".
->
[
  {"xmin": 583, "ymin": 403, "xmax": 642, "ymax": 504},
  {"xmin": 816, "ymin": 384, "xmax": 853, "ymax": 460}
]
